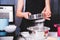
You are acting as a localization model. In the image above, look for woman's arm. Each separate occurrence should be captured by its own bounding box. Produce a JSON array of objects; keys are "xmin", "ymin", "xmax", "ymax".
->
[
  {"xmin": 16, "ymin": 0, "xmax": 31, "ymax": 19},
  {"xmin": 42, "ymin": 0, "xmax": 51, "ymax": 20},
  {"xmin": 45, "ymin": 0, "xmax": 51, "ymax": 20},
  {"xmin": 45, "ymin": 0, "xmax": 50, "ymax": 9},
  {"xmin": 16, "ymin": 0, "xmax": 24, "ymax": 18}
]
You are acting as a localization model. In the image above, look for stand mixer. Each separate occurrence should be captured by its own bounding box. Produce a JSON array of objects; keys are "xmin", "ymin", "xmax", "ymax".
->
[{"xmin": 21, "ymin": 13, "xmax": 50, "ymax": 40}]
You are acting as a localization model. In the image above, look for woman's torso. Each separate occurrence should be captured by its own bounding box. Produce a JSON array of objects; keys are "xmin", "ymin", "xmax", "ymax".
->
[{"xmin": 25, "ymin": 0, "xmax": 45, "ymax": 14}]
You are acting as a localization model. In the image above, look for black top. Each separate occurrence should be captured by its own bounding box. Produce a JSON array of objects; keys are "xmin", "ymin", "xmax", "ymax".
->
[
  {"xmin": 25, "ymin": 0, "xmax": 45, "ymax": 14},
  {"xmin": 20, "ymin": 0, "xmax": 45, "ymax": 32}
]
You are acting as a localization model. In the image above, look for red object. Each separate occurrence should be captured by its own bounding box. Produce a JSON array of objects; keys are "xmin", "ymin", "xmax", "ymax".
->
[
  {"xmin": 54, "ymin": 24, "xmax": 60, "ymax": 37},
  {"xmin": 54, "ymin": 24, "xmax": 58, "ymax": 27},
  {"xmin": 58, "ymin": 27, "xmax": 60, "ymax": 36},
  {"xmin": 45, "ymin": 30, "xmax": 48, "ymax": 34}
]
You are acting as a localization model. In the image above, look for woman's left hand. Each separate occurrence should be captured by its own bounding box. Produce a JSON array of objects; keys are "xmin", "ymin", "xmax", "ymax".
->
[{"xmin": 42, "ymin": 7, "xmax": 51, "ymax": 20}]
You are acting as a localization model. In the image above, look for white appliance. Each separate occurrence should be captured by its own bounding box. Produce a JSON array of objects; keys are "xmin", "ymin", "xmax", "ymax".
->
[{"xmin": 0, "ymin": 5, "xmax": 16, "ymax": 33}]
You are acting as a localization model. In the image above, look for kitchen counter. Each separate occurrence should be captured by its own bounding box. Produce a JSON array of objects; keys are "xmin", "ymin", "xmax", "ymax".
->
[
  {"xmin": 46, "ymin": 37, "xmax": 57, "ymax": 40},
  {"xmin": 19, "ymin": 32, "xmax": 58, "ymax": 40},
  {"xmin": 0, "ymin": 32, "xmax": 58, "ymax": 40},
  {"xmin": 45, "ymin": 32, "xmax": 58, "ymax": 40}
]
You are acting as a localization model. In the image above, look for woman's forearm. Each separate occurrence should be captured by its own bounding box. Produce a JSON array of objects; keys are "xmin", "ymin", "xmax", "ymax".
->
[
  {"xmin": 45, "ymin": 0, "xmax": 50, "ymax": 9},
  {"xmin": 16, "ymin": 0, "xmax": 24, "ymax": 17}
]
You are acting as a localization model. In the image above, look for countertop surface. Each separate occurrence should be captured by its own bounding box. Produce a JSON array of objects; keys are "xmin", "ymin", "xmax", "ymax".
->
[
  {"xmin": 0, "ymin": 32, "xmax": 58, "ymax": 40},
  {"xmin": 18, "ymin": 32, "xmax": 58, "ymax": 40},
  {"xmin": 45, "ymin": 32, "xmax": 58, "ymax": 40}
]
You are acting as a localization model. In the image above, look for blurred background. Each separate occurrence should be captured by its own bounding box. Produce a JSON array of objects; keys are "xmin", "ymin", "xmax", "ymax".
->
[{"xmin": 0, "ymin": 0, "xmax": 60, "ymax": 32}]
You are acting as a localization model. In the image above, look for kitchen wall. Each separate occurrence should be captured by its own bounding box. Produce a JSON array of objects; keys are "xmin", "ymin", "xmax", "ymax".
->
[
  {"xmin": 58, "ymin": 0, "xmax": 60, "ymax": 21},
  {"xmin": 0, "ymin": 0, "xmax": 60, "ymax": 31}
]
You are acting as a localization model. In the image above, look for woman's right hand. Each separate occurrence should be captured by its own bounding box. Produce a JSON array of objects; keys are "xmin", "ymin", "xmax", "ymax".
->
[{"xmin": 22, "ymin": 12, "xmax": 31, "ymax": 19}]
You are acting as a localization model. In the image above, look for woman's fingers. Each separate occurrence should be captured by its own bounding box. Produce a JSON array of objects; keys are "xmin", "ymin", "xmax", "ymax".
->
[
  {"xmin": 43, "ymin": 11, "xmax": 51, "ymax": 20},
  {"xmin": 23, "ymin": 12, "xmax": 31, "ymax": 19},
  {"xmin": 44, "ymin": 17, "xmax": 50, "ymax": 20}
]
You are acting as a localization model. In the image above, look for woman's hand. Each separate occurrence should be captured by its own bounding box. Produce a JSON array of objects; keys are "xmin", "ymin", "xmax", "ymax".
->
[
  {"xmin": 42, "ymin": 7, "xmax": 51, "ymax": 20},
  {"xmin": 16, "ymin": 12, "xmax": 31, "ymax": 19},
  {"xmin": 22, "ymin": 12, "xmax": 31, "ymax": 19}
]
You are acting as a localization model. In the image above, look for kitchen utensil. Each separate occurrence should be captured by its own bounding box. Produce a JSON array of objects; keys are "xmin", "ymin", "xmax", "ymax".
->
[{"xmin": 28, "ymin": 13, "xmax": 44, "ymax": 20}]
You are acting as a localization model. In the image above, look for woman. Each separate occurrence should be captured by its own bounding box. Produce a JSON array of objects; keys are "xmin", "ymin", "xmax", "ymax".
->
[
  {"xmin": 16, "ymin": 0, "xmax": 51, "ymax": 32},
  {"xmin": 14, "ymin": 0, "xmax": 51, "ymax": 40}
]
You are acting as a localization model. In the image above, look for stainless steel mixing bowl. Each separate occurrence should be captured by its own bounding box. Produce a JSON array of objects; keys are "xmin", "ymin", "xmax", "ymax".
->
[{"xmin": 28, "ymin": 13, "xmax": 43, "ymax": 20}]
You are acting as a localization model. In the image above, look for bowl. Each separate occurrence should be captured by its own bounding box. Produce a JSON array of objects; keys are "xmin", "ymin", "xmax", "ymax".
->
[{"xmin": 28, "ymin": 13, "xmax": 43, "ymax": 20}]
